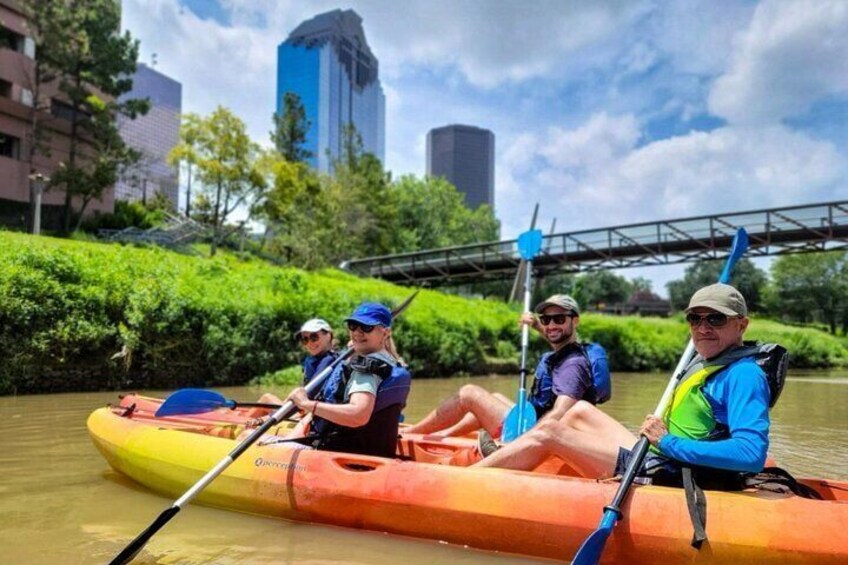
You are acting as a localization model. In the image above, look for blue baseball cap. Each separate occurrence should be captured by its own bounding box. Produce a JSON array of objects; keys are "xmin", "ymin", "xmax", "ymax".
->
[{"xmin": 345, "ymin": 302, "xmax": 392, "ymax": 328}]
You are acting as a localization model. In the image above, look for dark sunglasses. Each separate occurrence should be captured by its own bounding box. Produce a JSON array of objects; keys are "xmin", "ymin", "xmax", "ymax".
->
[
  {"xmin": 685, "ymin": 312, "xmax": 735, "ymax": 328},
  {"xmin": 347, "ymin": 321, "xmax": 377, "ymax": 333},
  {"xmin": 300, "ymin": 332, "xmax": 324, "ymax": 344},
  {"xmin": 539, "ymin": 313, "xmax": 575, "ymax": 326}
]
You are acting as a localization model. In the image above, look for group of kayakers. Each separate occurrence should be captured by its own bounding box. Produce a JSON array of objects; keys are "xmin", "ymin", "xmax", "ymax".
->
[{"xmin": 255, "ymin": 283, "xmax": 784, "ymax": 499}]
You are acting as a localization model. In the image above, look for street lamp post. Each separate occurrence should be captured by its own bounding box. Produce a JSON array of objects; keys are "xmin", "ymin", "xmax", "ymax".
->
[{"xmin": 28, "ymin": 172, "xmax": 49, "ymax": 235}]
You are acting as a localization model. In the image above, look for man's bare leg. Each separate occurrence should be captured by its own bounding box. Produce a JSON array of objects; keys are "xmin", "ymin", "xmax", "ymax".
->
[
  {"xmin": 405, "ymin": 384, "xmax": 511, "ymax": 436},
  {"xmin": 474, "ymin": 401, "xmax": 638, "ymax": 477}
]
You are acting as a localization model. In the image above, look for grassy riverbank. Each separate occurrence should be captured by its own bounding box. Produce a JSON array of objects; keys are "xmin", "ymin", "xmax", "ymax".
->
[{"xmin": 2, "ymin": 231, "xmax": 847, "ymax": 394}]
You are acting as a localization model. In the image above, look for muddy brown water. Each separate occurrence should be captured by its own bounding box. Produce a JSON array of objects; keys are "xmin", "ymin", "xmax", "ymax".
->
[{"xmin": 1, "ymin": 370, "xmax": 846, "ymax": 564}]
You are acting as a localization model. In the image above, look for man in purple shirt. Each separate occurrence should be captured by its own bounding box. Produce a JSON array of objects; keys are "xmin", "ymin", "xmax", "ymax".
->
[
  {"xmin": 405, "ymin": 294, "xmax": 596, "ymax": 439},
  {"xmin": 474, "ymin": 284, "xmax": 770, "ymax": 484}
]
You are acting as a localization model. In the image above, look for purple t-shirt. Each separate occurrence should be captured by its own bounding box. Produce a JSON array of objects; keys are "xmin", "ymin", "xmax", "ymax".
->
[{"xmin": 551, "ymin": 343, "xmax": 594, "ymax": 401}]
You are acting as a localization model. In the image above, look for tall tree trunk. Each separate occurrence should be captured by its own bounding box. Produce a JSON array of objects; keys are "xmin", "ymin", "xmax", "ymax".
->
[{"xmin": 210, "ymin": 178, "xmax": 222, "ymax": 256}]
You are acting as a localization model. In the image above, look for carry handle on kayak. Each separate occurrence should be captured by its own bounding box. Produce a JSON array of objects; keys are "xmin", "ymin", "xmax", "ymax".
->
[
  {"xmin": 109, "ymin": 290, "xmax": 419, "ymax": 565},
  {"xmin": 570, "ymin": 228, "xmax": 749, "ymax": 565}
]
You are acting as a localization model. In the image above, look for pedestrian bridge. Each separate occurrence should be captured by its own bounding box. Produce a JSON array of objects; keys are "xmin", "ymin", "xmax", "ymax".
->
[{"xmin": 341, "ymin": 200, "xmax": 848, "ymax": 286}]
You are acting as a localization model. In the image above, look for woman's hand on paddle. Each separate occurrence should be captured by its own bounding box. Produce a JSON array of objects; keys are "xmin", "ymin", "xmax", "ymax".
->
[
  {"xmin": 285, "ymin": 387, "xmax": 310, "ymax": 411},
  {"xmin": 639, "ymin": 415, "xmax": 668, "ymax": 447}
]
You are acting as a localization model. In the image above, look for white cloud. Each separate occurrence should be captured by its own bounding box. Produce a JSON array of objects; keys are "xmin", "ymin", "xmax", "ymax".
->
[
  {"xmin": 497, "ymin": 116, "xmax": 846, "ymax": 237},
  {"xmin": 709, "ymin": 0, "xmax": 848, "ymax": 124}
]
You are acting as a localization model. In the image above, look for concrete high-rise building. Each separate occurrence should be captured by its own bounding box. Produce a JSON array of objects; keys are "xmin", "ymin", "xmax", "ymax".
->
[
  {"xmin": 277, "ymin": 9, "xmax": 385, "ymax": 173},
  {"xmin": 0, "ymin": 0, "xmax": 114, "ymax": 230},
  {"xmin": 115, "ymin": 63, "xmax": 182, "ymax": 210},
  {"xmin": 426, "ymin": 124, "xmax": 495, "ymax": 209}
]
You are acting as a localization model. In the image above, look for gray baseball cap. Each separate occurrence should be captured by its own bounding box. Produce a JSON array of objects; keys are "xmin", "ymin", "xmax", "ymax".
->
[
  {"xmin": 685, "ymin": 283, "xmax": 747, "ymax": 317},
  {"xmin": 534, "ymin": 294, "xmax": 580, "ymax": 315}
]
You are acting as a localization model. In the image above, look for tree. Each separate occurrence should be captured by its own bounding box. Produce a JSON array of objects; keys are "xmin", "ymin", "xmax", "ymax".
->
[
  {"xmin": 388, "ymin": 175, "xmax": 500, "ymax": 251},
  {"xmin": 17, "ymin": 1, "xmax": 68, "ymax": 231},
  {"xmin": 667, "ymin": 258, "xmax": 768, "ymax": 312},
  {"xmin": 176, "ymin": 107, "xmax": 265, "ymax": 256},
  {"xmin": 51, "ymin": 94, "xmax": 141, "ymax": 230},
  {"xmin": 25, "ymin": 0, "xmax": 149, "ymax": 232},
  {"xmin": 271, "ymin": 92, "xmax": 312, "ymax": 163},
  {"xmin": 168, "ymin": 113, "xmax": 203, "ymax": 217},
  {"xmin": 768, "ymin": 251, "xmax": 848, "ymax": 334},
  {"xmin": 573, "ymin": 270, "xmax": 633, "ymax": 309}
]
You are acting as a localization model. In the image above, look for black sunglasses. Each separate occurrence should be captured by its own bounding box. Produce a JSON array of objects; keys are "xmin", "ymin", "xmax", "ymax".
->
[
  {"xmin": 539, "ymin": 313, "xmax": 575, "ymax": 326},
  {"xmin": 685, "ymin": 312, "xmax": 734, "ymax": 328},
  {"xmin": 300, "ymin": 332, "xmax": 324, "ymax": 345},
  {"xmin": 347, "ymin": 321, "xmax": 377, "ymax": 333}
]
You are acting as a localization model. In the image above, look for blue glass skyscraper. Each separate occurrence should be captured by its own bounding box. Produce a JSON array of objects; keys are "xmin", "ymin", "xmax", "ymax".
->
[{"xmin": 277, "ymin": 9, "xmax": 385, "ymax": 173}]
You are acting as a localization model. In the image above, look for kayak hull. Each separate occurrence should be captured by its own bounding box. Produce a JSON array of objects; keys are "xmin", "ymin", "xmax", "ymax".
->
[{"xmin": 88, "ymin": 404, "xmax": 848, "ymax": 564}]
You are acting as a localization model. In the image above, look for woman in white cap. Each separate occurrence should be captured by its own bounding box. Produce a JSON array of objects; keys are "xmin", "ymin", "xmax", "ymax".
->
[
  {"xmin": 252, "ymin": 318, "xmax": 338, "ymax": 410},
  {"xmin": 297, "ymin": 318, "xmax": 338, "ymax": 389}
]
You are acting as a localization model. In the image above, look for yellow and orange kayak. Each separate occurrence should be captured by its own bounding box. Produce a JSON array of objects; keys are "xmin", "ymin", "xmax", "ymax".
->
[{"xmin": 88, "ymin": 398, "xmax": 848, "ymax": 564}]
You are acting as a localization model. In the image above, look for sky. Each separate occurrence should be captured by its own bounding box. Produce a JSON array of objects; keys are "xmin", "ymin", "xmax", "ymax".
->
[{"xmin": 121, "ymin": 0, "xmax": 848, "ymax": 295}]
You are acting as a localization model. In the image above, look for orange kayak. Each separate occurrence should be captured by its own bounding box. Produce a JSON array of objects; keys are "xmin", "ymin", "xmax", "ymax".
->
[{"xmin": 89, "ymin": 396, "xmax": 848, "ymax": 564}]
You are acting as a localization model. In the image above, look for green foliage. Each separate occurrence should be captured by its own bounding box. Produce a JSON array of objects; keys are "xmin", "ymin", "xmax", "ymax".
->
[
  {"xmin": 3, "ymin": 233, "xmax": 844, "ymax": 395},
  {"xmin": 271, "ymin": 92, "xmax": 312, "ymax": 162},
  {"xmin": 388, "ymin": 175, "xmax": 500, "ymax": 251},
  {"xmin": 170, "ymin": 108, "xmax": 266, "ymax": 256},
  {"xmin": 767, "ymin": 251, "xmax": 848, "ymax": 335},
  {"xmin": 253, "ymin": 365, "xmax": 308, "ymax": 387},
  {"xmin": 0, "ymin": 232, "xmax": 519, "ymax": 394},
  {"xmin": 667, "ymin": 258, "xmax": 768, "ymax": 312},
  {"xmin": 80, "ymin": 200, "xmax": 168, "ymax": 232},
  {"xmin": 574, "ymin": 270, "xmax": 633, "ymax": 309}
]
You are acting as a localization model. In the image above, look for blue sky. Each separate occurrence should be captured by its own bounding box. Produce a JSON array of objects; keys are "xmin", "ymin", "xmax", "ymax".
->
[{"xmin": 122, "ymin": 0, "xmax": 848, "ymax": 294}]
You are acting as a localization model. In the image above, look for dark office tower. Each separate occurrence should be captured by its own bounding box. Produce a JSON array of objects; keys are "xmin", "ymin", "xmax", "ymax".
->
[
  {"xmin": 426, "ymin": 125, "xmax": 495, "ymax": 209},
  {"xmin": 277, "ymin": 9, "xmax": 385, "ymax": 173},
  {"xmin": 115, "ymin": 63, "xmax": 182, "ymax": 210}
]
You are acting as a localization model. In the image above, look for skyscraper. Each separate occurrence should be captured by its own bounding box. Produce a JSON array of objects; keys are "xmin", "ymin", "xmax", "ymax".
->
[
  {"xmin": 277, "ymin": 9, "xmax": 385, "ymax": 173},
  {"xmin": 115, "ymin": 63, "xmax": 182, "ymax": 209},
  {"xmin": 426, "ymin": 124, "xmax": 495, "ymax": 209}
]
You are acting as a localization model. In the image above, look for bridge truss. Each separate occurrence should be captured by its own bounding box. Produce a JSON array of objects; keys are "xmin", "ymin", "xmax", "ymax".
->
[{"xmin": 342, "ymin": 200, "xmax": 848, "ymax": 286}]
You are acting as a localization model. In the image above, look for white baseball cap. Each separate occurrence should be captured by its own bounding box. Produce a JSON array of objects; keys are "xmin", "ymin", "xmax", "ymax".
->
[{"xmin": 299, "ymin": 318, "xmax": 332, "ymax": 333}]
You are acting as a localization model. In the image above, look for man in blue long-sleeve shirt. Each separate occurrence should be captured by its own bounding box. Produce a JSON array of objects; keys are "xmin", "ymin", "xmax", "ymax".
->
[{"xmin": 475, "ymin": 283, "xmax": 770, "ymax": 483}]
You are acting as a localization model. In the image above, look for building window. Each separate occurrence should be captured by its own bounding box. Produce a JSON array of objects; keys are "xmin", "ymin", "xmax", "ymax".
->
[
  {"xmin": 0, "ymin": 26, "xmax": 25, "ymax": 53},
  {"xmin": 0, "ymin": 133, "xmax": 21, "ymax": 159},
  {"xmin": 0, "ymin": 78, "xmax": 11, "ymax": 100},
  {"xmin": 51, "ymin": 98, "xmax": 91, "ymax": 123}
]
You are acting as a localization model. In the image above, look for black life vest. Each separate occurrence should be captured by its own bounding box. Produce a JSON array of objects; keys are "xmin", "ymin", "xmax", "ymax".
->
[{"xmin": 310, "ymin": 354, "xmax": 411, "ymax": 458}]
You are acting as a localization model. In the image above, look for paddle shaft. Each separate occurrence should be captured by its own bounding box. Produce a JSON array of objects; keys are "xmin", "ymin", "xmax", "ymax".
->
[
  {"xmin": 111, "ymin": 291, "xmax": 419, "ymax": 565},
  {"xmin": 516, "ymin": 259, "xmax": 534, "ymax": 426}
]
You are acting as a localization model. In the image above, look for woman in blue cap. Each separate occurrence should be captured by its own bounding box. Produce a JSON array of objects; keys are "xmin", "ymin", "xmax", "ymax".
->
[{"xmin": 277, "ymin": 302, "xmax": 412, "ymax": 458}]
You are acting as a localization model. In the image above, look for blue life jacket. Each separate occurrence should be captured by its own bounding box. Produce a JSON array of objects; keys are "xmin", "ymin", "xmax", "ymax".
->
[
  {"xmin": 310, "ymin": 354, "xmax": 412, "ymax": 458},
  {"xmin": 303, "ymin": 350, "xmax": 339, "ymax": 390},
  {"xmin": 529, "ymin": 342, "xmax": 611, "ymax": 414}
]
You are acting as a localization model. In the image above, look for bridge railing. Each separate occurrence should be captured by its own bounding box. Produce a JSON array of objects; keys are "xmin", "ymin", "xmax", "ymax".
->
[{"xmin": 343, "ymin": 200, "xmax": 848, "ymax": 285}]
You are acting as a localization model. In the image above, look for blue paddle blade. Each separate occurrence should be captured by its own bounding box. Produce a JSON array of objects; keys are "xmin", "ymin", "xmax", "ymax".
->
[
  {"xmin": 571, "ymin": 510, "xmax": 617, "ymax": 565},
  {"xmin": 501, "ymin": 400, "xmax": 537, "ymax": 442},
  {"xmin": 719, "ymin": 228, "xmax": 749, "ymax": 284},
  {"xmin": 155, "ymin": 388, "xmax": 232, "ymax": 417},
  {"xmin": 517, "ymin": 229, "xmax": 543, "ymax": 261}
]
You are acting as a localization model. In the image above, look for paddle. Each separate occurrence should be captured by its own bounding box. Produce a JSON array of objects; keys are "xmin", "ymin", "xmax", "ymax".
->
[
  {"xmin": 501, "ymin": 226, "xmax": 544, "ymax": 442},
  {"xmin": 110, "ymin": 290, "xmax": 419, "ymax": 565},
  {"xmin": 570, "ymin": 228, "xmax": 749, "ymax": 565},
  {"xmin": 155, "ymin": 388, "xmax": 280, "ymax": 417}
]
